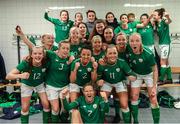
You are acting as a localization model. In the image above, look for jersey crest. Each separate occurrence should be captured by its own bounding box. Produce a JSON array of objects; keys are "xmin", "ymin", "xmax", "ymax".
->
[{"xmin": 93, "ymin": 104, "xmax": 97, "ymax": 109}]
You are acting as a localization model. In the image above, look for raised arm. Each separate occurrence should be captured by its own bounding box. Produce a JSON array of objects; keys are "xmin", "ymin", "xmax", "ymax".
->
[
  {"xmin": 16, "ymin": 26, "xmax": 34, "ymax": 49},
  {"xmin": 61, "ymin": 88, "xmax": 79, "ymax": 111},
  {"xmin": 6, "ymin": 68, "xmax": 30, "ymax": 80},
  {"xmin": 44, "ymin": 9, "xmax": 56, "ymax": 24},
  {"xmin": 70, "ymin": 62, "xmax": 80, "ymax": 83},
  {"xmin": 164, "ymin": 12, "xmax": 172, "ymax": 24}
]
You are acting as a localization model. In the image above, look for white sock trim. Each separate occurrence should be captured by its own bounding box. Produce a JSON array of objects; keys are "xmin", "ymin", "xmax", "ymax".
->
[
  {"xmin": 121, "ymin": 107, "xmax": 130, "ymax": 113},
  {"xmin": 161, "ymin": 65, "xmax": 167, "ymax": 68},
  {"xmin": 131, "ymin": 101, "xmax": 139, "ymax": 105},
  {"xmin": 43, "ymin": 108, "xmax": 50, "ymax": 112},
  {"xmin": 21, "ymin": 111, "xmax": 29, "ymax": 115},
  {"xmin": 52, "ymin": 110, "xmax": 59, "ymax": 115}
]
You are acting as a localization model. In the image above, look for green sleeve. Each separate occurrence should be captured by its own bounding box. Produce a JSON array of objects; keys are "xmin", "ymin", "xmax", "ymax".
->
[
  {"xmin": 114, "ymin": 26, "xmax": 121, "ymax": 35},
  {"xmin": 97, "ymin": 64, "xmax": 103, "ymax": 80},
  {"xmin": 63, "ymin": 98, "xmax": 79, "ymax": 111},
  {"xmin": 99, "ymin": 97, "xmax": 109, "ymax": 113},
  {"xmin": 70, "ymin": 60, "xmax": 76, "ymax": 71},
  {"xmin": 44, "ymin": 12, "xmax": 57, "ymax": 24},
  {"xmin": 16, "ymin": 60, "xmax": 29, "ymax": 72},
  {"xmin": 122, "ymin": 60, "xmax": 136, "ymax": 77}
]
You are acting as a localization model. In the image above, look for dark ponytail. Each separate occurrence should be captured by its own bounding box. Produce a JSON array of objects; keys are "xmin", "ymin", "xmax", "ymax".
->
[{"xmin": 155, "ymin": 8, "xmax": 165, "ymax": 19}]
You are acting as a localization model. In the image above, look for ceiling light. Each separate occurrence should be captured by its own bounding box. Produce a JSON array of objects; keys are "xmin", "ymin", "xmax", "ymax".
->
[
  {"xmin": 124, "ymin": 3, "xmax": 162, "ymax": 8},
  {"xmin": 48, "ymin": 6, "xmax": 85, "ymax": 10}
]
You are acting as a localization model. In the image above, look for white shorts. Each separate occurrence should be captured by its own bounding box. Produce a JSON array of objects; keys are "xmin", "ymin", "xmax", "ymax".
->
[
  {"xmin": 101, "ymin": 81, "xmax": 127, "ymax": 93},
  {"xmin": 21, "ymin": 83, "xmax": 45, "ymax": 97},
  {"xmin": 131, "ymin": 72, "xmax": 153, "ymax": 88},
  {"xmin": 159, "ymin": 44, "xmax": 170, "ymax": 59},
  {"xmin": 46, "ymin": 85, "xmax": 69, "ymax": 100},
  {"xmin": 69, "ymin": 83, "xmax": 83, "ymax": 93}
]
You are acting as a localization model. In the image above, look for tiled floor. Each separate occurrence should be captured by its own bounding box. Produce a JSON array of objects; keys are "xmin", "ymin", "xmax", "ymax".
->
[{"xmin": 0, "ymin": 107, "xmax": 180, "ymax": 123}]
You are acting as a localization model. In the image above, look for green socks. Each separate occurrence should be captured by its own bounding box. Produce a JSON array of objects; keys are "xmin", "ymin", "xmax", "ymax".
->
[
  {"xmin": 43, "ymin": 111, "xmax": 51, "ymax": 124},
  {"xmin": 114, "ymin": 99, "xmax": 120, "ymax": 116},
  {"xmin": 166, "ymin": 66, "xmax": 172, "ymax": 80},
  {"xmin": 131, "ymin": 104, "xmax": 139, "ymax": 123},
  {"xmin": 51, "ymin": 114, "xmax": 59, "ymax": 123},
  {"xmin": 159, "ymin": 67, "xmax": 167, "ymax": 81},
  {"xmin": 151, "ymin": 107, "xmax": 160, "ymax": 124},
  {"xmin": 21, "ymin": 114, "xmax": 29, "ymax": 124},
  {"xmin": 122, "ymin": 111, "xmax": 131, "ymax": 123}
]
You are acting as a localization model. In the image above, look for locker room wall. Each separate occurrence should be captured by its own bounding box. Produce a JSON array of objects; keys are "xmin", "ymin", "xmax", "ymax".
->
[{"xmin": 0, "ymin": 0, "xmax": 180, "ymax": 72}]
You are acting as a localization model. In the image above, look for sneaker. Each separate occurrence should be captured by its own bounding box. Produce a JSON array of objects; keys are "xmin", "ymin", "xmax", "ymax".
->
[
  {"xmin": 112, "ymin": 114, "xmax": 121, "ymax": 123},
  {"xmin": 174, "ymin": 101, "xmax": 180, "ymax": 109}
]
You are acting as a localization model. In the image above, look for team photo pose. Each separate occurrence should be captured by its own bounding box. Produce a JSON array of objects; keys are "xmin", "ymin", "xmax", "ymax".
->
[
  {"xmin": 77, "ymin": 22, "xmax": 90, "ymax": 43},
  {"xmin": 16, "ymin": 26, "xmax": 58, "ymax": 51},
  {"xmin": 86, "ymin": 9, "xmax": 97, "ymax": 34},
  {"xmin": 74, "ymin": 12, "xmax": 83, "ymax": 27},
  {"xmin": 137, "ymin": 13, "xmax": 155, "ymax": 54},
  {"xmin": 105, "ymin": 12, "xmax": 119, "ymax": 29},
  {"xmin": 97, "ymin": 45, "xmax": 136, "ymax": 123},
  {"xmin": 153, "ymin": 8, "xmax": 172, "ymax": 84},
  {"xmin": 68, "ymin": 26, "xmax": 83, "ymax": 58},
  {"xmin": 114, "ymin": 14, "xmax": 136, "ymax": 37},
  {"xmin": 62, "ymin": 83, "xmax": 109, "ymax": 123},
  {"xmin": 6, "ymin": 46, "xmax": 50, "ymax": 124},
  {"xmin": 44, "ymin": 9, "xmax": 74, "ymax": 44},
  {"xmin": 89, "ymin": 19, "xmax": 106, "ymax": 40},
  {"xmin": 91, "ymin": 35, "xmax": 105, "ymax": 62},
  {"xmin": 128, "ymin": 33, "xmax": 160, "ymax": 123},
  {"xmin": 70, "ymin": 45, "xmax": 98, "ymax": 102}
]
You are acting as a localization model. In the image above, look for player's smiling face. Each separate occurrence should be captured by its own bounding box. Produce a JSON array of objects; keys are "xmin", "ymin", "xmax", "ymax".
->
[
  {"xmin": 87, "ymin": 12, "xmax": 96, "ymax": 22},
  {"xmin": 31, "ymin": 47, "xmax": 44, "ymax": 65},
  {"xmin": 106, "ymin": 13, "xmax": 114, "ymax": 23},
  {"xmin": 140, "ymin": 15, "xmax": 148, "ymax": 24},
  {"xmin": 104, "ymin": 28, "xmax": 114, "ymax": 42},
  {"xmin": 96, "ymin": 23, "xmax": 105, "ymax": 35},
  {"xmin": 106, "ymin": 47, "xmax": 118, "ymax": 64},
  {"xmin": 81, "ymin": 49, "xmax": 91, "ymax": 65},
  {"xmin": 60, "ymin": 11, "xmax": 68, "ymax": 22},
  {"xmin": 42, "ymin": 34, "xmax": 54, "ymax": 49},
  {"xmin": 129, "ymin": 34, "xmax": 142, "ymax": 54},
  {"xmin": 78, "ymin": 23, "xmax": 87, "ymax": 34},
  {"xmin": 70, "ymin": 28, "xmax": 80, "ymax": 43},
  {"xmin": 83, "ymin": 85, "xmax": 95, "ymax": 103},
  {"xmin": 116, "ymin": 34, "xmax": 127, "ymax": 49},
  {"xmin": 92, "ymin": 39, "xmax": 102, "ymax": 51},
  {"xmin": 58, "ymin": 43, "xmax": 70, "ymax": 58}
]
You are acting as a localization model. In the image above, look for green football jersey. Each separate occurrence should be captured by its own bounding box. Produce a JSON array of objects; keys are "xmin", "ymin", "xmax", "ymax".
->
[
  {"xmin": 137, "ymin": 23, "xmax": 154, "ymax": 46},
  {"xmin": 70, "ymin": 43, "xmax": 82, "ymax": 59},
  {"xmin": 71, "ymin": 59, "xmax": 93, "ymax": 86},
  {"xmin": 156, "ymin": 19, "xmax": 171, "ymax": 45},
  {"xmin": 45, "ymin": 50, "xmax": 70, "ymax": 88},
  {"xmin": 63, "ymin": 96, "xmax": 109, "ymax": 123},
  {"xmin": 16, "ymin": 60, "xmax": 48, "ymax": 87},
  {"xmin": 118, "ymin": 44, "xmax": 131, "ymax": 62},
  {"xmin": 114, "ymin": 24, "xmax": 136, "ymax": 37},
  {"xmin": 44, "ymin": 12, "xmax": 74, "ymax": 43},
  {"xmin": 98, "ymin": 59, "xmax": 135, "ymax": 84},
  {"xmin": 50, "ymin": 45, "xmax": 58, "ymax": 51},
  {"xmin": 128, "ymin": 46, "xmax": 156, "ymax": 75},
  {"xmin": 92, "ymin": 51, "xmax": 105, "ymax": 62}
]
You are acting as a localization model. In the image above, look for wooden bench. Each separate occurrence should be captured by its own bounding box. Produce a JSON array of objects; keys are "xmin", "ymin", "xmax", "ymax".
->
[
  {"xmin": 0, "ymin": 82, "xmax": 21, "ymax": 89},
  {"xmin": 171, "ymin": 67, "xmax": 180, "ymax": 83}
]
